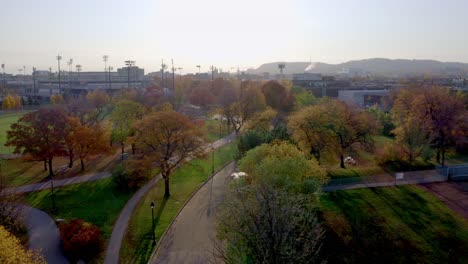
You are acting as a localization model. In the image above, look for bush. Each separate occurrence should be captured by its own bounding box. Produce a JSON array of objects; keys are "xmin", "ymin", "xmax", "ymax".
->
[
  {"xmin": 237, "ymin": 126, "xmax": 291, "ymax": 156},
  {"xmin": 376, "ymin": 142, "xmax": 434, "ymax": 171},
  {"xmin": 59, "ymin": 219, "xmax": 103, "ymax": 262},
  {"xmin": 112, "ymin": 160, "xmax": 151, "ymax": 191}
]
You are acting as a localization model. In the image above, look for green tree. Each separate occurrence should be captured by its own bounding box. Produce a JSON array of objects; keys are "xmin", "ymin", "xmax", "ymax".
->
[{"xmin": 111, "ymin": 99, "xmax": 145, "ymax": 154}]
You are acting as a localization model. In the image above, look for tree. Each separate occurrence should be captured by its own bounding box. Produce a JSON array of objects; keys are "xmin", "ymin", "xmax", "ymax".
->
[
  {"xmin": 69, "ymin": 122, "xmax": 113, "ymax": 171},
  {"xmin": 229, "ymin": 81, "xmax": 266, "ymax": 133},
  {"xmin": 2, "ymin": 94, "xmax": 21, "ymax": 110},
  {"xmin": 86, "ymin": 90, "xmax": 110, "ymax": 124},
  {"xmin": 6, "ymin": 108, "xmax": 69, "ymax": 177},
  {"xmin": 392, "ymin": 114, "xmax": 431, "ymax": 164},
  {"xmin": 189, "ymin": 87, "xmax": 215, "ymax": 108},
  {"xmin": 59, "ymin": 219, "xmax": 103, "ymax": 262},
  {"xmin": 239, "ymin": 141, "xmax": 328, "ymax": 190},
  {"xmin": 0, "ymin": 225, "xmax": 45, "ymax": 264},
  {"xmin": 111, "ymin": 99, "xmax": 145, "ymax": 154},
  {"xmin": 261, "ymin": 81, "xmax": 294, "ymax": 112},
  {"xmin": 132, "ymin": 111, "xmax": 205, "ymax": 197},
  {"xmin": 392, "ymin": 86, "xmax": 466, "ymax": 166},
  {"xmin": 50, "ymin": 94, "xmax": 64, "ymax": 105}
]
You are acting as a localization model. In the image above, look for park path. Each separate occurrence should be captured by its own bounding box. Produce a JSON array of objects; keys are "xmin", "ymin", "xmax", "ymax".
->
[
  {"xmin": 150, "ymin": 162, "xmax": 235, "ymax": 264},
  {"xmin": 419, "ymin": 181, "xmax": 468, "ymax": 219},
  {"xmin": 1, "ymin": 171, "xmax": 111, "ymax": 195},
  {"xmin": 18, "ymin": 205, "xmax": 69, "ymax": 264},
  {"xmin": 322, "ymin": 170, "xmax": 446, "ymax": 192},
  {"xmin": 103, "ymin": 134, "xmax": 235, "ymax": 264}
]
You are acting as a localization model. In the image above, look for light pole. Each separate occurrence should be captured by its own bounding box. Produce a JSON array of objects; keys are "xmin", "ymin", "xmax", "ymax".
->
[
  {"xmin": 211, "ymin": 145, "xmax": 215, "ymax": 174},
  {"xmin": 124, "ymin": 60, "xmax": 135, "ymax": 88},
  {"xmin": 67, "ymin": 59, "xmax": 73, "ymax": 91},
  {"xmin": 1, "ymin": 64, "xmax": 5, "ymax": 96},
  {"xmin": 50, "ymin": 175, "xmax": 56, "ymax": 212},
  {"xmin": 150, "ymin": 201, "xmax": 156, "ymax": 244},
  {"xmin": 178, "ymin": 67, "xmax": 183, "ymax": 80},
  {"xmin": 196, "ymin": 65, "xmax": 201, "ymax": 74},
  {"xmin": 32, "ymin": 67, "xmax": 36, "ymax": 102},
  {"xmin": 76, "ymin": 65, "xmax": 82, "ymax": 88},
  {"xmin": 103, "ymin": 55, "xmax": 108, "ymax": 89},
  {"xmin": 56, "ymin": 55, "xmax": 62, "ymax": 94}
]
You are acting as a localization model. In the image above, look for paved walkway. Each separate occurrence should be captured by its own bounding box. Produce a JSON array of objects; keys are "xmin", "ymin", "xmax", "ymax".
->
[
  {"xmin": 323, "ymin": 170, "xmax": 447, "ymax": 192},
  {"xmin": 151, "ymin": 162, "xmax": 235, "ymax": 264},
  {"xmin": 103, "ymin": 134, "xmax": 235, "ymax": 264},
  {"xmin": 18, "ymin": 205, "xmax": 69, "ymax": 263},
  {"xmin": 1, "ymin": 171, "xmax": 111, "ymax": 195}
]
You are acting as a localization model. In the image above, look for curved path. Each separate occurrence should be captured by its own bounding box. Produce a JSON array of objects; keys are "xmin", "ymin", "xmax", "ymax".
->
[
  {"xmin": 18, "ymin": 205, "xmax": 69, "ymax": 263},
  {"xmin": 1, "ymin": 171, "xmax": 111, "ymax": 195},
  {"xmin": 104, "ymin": 134, "xmax": 235, "ymax": 264},
  {"xmin": 150, "ymin": 162, "xmax": 235, "ymax": 264}
]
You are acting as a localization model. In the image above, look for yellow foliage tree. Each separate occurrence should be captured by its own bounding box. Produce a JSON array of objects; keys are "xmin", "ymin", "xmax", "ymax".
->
[
  {"xmin": 0, "ymin": 225, "xmax": 45, "ymax": 263},
  {"xmin": 50, "ymin": 94, "xmax": 64, "ymax": 105}
]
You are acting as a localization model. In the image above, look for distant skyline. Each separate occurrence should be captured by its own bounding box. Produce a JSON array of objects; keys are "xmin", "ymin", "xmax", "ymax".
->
[{"xmin": 1, "ymin": 0, "xmax": 467, "ymax": 74}]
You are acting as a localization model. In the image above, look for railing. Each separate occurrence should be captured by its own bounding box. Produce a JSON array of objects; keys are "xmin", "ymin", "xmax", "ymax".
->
[{"xmin": 436, "ymin": 164, "xmax": 468, "ymax": 181}]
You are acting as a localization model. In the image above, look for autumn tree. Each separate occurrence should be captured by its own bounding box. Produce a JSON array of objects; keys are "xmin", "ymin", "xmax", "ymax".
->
[
  {"xmin": 111, "ymin": 99, "xmax": 145, "ymax": 154},
  {"xmin": 261, "ymin": 81, "xmax": 294, "ymax": 112},
  {"xmin": 132, "ymin": 111, "xmax": 205, "ymax": 197},
  {"xmin": 0, "ymin": 225, "xmax": 46, "ymax": 264},
  {"xmin": 189, "ymin": 87, "xmax": 215, "ymax": 108},
  {"xmin": 70, "ymin": 123, "xmax": 113, "ymax": 171},
  {"xmin": 2, "ymin": 94, "xmax": 22, "ymax": 110},
  {"xmin": 50, "ymin": 94, "xmax": 64, "ymax": 105},
  {"xmin": 392, "ymin": 86, "xmax": 466, "ymax": 166},
  {"xmin": 229, "ymin": 81, "xmax": 266, "ymax": 133},
  {"xmin": 6, "ymin": 108, "xmax": 69, "ymax": 177}
]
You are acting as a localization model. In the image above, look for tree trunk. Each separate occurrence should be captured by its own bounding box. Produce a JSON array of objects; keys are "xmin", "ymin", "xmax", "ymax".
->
[
  {"xmin": 68, "ymin": 149, "xmax": 74, "ymax": 168},
  {"xmin": 80, "ymin": 158, "xmax": 85, "ymax": 172},
  {"xmin": 436, "ymin": 149, "xmax": 441, "ymax": 164},
  {"xmin": 48, "ymin": 158, "xmax": 54, "ymax": 177},
  {"xmin": 441, "ymin": 148, "xmax": 446, "ymax": 167},
  {"xmin": 44, "ymin": 160, "xmax": 47, "ymax": 171},
  {"xmin": 340, "ymin": 154, "xmax": 345, "ymax": 169},
  {"xmin": 121, "ymin": 141, "xmax": 125, "ymax": 154},
  {"xmin": 131, "ymin": 143, "xmax": 136, "ymax": 155},
  {"xmin": 164, "ymin": 177, "xmax": 171, "ymax": 198}
]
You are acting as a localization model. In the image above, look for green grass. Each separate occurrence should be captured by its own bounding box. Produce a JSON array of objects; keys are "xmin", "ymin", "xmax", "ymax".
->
[
  {"xmin": 24, "ymin": 178, "xmax": 134, "ymax": 241},
  {"xmin": 119, "ymin": 142, "xmax": 237, "ymax": 264},
  {"xmin": 203, "ymin": 119, "xmax": 231, "ymax": 142},
  {"xmin": 0, "ymin": 112, "xmax": 25, "ymax": 154},
  {"xmin": 320, "ymin": 186, "xmax": 468, "ymax": 263}
]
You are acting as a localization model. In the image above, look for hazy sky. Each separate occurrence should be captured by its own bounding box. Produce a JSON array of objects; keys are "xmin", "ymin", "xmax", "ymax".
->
[{"xmin": 1, "ymin": 0, "xmax": 467, "ymax": 74}]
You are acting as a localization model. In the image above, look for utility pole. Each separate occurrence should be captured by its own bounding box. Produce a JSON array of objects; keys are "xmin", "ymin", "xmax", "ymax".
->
[
  {"xmin": 56, "ymin": 55, "xmax": 62, "ymax": 94},
  {"xmin": 171, "ymin": 58, "xmax": 175, "ymax": 94},
  {"xmin": 124, "ymin": 60, "xmax": 135, "ymax": 88},
  {"xmin": 32, "ymin": 67, "xmax": 36, "ymax": 102},
  {"xmin": 103, "ymin": 55, "xmax": 108, "ymax": 89}
]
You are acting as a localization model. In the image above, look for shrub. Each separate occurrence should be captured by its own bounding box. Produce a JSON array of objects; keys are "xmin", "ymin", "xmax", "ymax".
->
[
  {"xmin": 112, "ymin": 160, "xmax": 151, "ymax": 191},
  {"xmin": 59, "ymin": 219, "xmax": 103, "ymax": 262}
]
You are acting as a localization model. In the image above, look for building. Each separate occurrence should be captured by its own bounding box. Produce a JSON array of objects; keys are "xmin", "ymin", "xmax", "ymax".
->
[{"xmin": 338, "ymin": 90, "xmax": 389, "ymax": 108}]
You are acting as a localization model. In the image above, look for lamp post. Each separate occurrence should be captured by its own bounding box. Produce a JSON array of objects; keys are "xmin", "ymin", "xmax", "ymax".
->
[
  {"xmin": 32, "ymin": 67, "xmax": 36, "ymax": 102},
  {"xmin": 150, "ymin": 201, "xmax": 156, "ymax": 244},
  {"xmin": 67, "ymin": 59, "xmax": 73, "ymax": 91},
  {"xmin": 1, "ymin": 63, "xmax": 5, "ymax": 96},
  {"xmin": 211, "ymin": 145, "xmax": 215, "ymax": 174},
  {"xmin": 56, "ymin": 55, "xmax": 62, "ymax": 94},
  {"xmin": 50, "ymin": 175, "xmax": 56, "ymax": 212}
]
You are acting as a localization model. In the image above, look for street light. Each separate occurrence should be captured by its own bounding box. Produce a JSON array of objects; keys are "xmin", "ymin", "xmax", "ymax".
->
[
  {"xmin": 108, "ymin": 66, "xmax": 113, "ymax": 90},
  {"xmin": 211, "ymin": 144, "xmax": 215, "ymax": 174},
  {"xmin": 103, "ymin": 55, "xmax": 109, "ymax": 89},
  {"xmin": 67, "ymin": 59, "xmax": 73, "ymax": 91},
  {"xmin": 76, "ymin": 64, "xmax": 82, "ymax": 87},
  {"xmin": 150, "ymin": 201, "xmax": 156, "ymax": 244},
  {"xmin": 49, "ymin": 175, "xmax": 56, "ymax": 212},
  {"xmin": 1, "ymin": 63, "xmax": 5, "ymax": 95}
]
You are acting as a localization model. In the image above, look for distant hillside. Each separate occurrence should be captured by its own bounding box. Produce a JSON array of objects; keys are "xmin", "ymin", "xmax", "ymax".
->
[{"xmin": 250, "ymin": 58, "xmax": 468, "ymax": 76}]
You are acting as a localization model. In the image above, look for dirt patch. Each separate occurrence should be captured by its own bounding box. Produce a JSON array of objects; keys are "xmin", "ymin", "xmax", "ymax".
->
[{"xmin": 419, "ymin": 181, "xmax": 468, "ymax": 219}]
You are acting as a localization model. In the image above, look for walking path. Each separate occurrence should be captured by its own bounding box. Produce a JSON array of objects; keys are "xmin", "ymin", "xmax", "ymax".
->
[
  {"xmin": 420, "ymin": 182, "xmax": 468, "ymax": 219},
  {"xmin": 18, "ymin": 205, "xmax": 69, "ymax": 263},
  {"xmin": 150, "ymin": 162, "xmax": 236, "ymax": 264},
  {"xmin": 1, "ymin": 171, "xmax": 111, "ymax": 195},
  {"xmin": 323, "ymin": 170, "xmax": 447, "ymax": 192},
  {"xmin": 103, "ymin": 134, "xmax": 235, "ymax": 264}
]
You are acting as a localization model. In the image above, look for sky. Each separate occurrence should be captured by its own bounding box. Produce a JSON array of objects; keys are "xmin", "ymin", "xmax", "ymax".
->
[{"xmin": 1, "ymin": 0, "xmax": 467, "ymax": 74}]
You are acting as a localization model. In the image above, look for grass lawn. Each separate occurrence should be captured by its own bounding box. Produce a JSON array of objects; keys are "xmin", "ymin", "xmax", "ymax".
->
[
  {"xmin": 24, "ymin": 178, "xmax": 135, "ymax": 262},
  {"xmin": 119, "ymin": 142, "xmax": 237, "ymax": 264},
  {"xmin": 1, "ymin": 146, "xmax": 123, "ymax": 187},
  {"xmin": 0, "ymin": 112, "xmax": 26, "ymax": 154},
  {"xmin": 320, "ymin": 186, "xmax": 468, "ymax": 264},
  {"xmin": 202, "ymin": 119, "xmax": 231, "ymax": 142}
]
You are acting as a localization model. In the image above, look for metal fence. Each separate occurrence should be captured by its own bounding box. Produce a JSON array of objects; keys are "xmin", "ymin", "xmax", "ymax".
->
[{"xmin": 436, "ymin": 164, "xmax": 468, "ymax": 181}]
